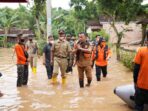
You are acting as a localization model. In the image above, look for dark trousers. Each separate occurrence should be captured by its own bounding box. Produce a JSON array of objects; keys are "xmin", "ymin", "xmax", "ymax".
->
[
  {"xmin": 45, "ymin": 64, "xmax": 53, "ymax": 79},
  {"xmin": 17, "ymin": 65, "xmax": 24, "ymax": 87},
  {"xmin": 95, "ymin": 65, "xmax": 107, "ymax": 79},
  {"xmin": 23, "ymin": 65, "xmax": 29, "ymax": 85},
  {"xmin": 17, "ymin": 64, "xmax": 29, "ymax": 87},
  {"xmin": 135, "ymin": 87, "xmax": 148, "ymax": 111}
]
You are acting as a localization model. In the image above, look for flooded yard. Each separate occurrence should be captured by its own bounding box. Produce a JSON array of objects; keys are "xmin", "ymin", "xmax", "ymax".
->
[{"xmin": 0, "ymin": 48, "xmax": 133, "ymax": 111}]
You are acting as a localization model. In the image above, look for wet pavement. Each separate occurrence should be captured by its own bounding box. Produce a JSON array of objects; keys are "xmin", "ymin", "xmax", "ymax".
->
[{"xmin": 0, "ymin": 48, "xmax": 133, "ymax": 111}]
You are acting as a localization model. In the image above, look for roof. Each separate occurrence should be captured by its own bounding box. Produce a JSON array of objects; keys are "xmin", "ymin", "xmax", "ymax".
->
[
  {"xmin": 137, "ymin": 19, "xmax": 148, "ymax": 24},
  {"xmin": 0, "ymin": 34, "xmax": 17, "ymax": 38},
  {"xmin": 87, "ymin": 20, "xmax": 103, "ymax": 26},
  {"xmin": 0, "ymin": 34, "xmax": 34, "ymax": 38},
  {"xmin": 0, "ymin": 28, "xmax": 33, "ymax": 35}
]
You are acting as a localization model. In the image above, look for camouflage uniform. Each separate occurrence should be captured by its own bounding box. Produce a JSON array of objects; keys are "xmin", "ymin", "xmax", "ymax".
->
[
  {"xmin": 76, "ymin": 41, "xmax": 92, "ymax": 88},
  {"xmin": 52, "ymin": 40, "xmax": 71, "ymax": 79},
  {"xmin": 26, "ymin": 41, "xmax": 38, "ymax": 67},
  {"xmin": 66, "ymin": 40, "xmax": 75, "ymax": 73},
  {"xmin": 26, "ymin": 40, "xmax": 38, "ymax": 73}
]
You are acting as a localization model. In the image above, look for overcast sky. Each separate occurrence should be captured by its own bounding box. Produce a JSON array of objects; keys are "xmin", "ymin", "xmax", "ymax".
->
[{"xmin": 0, "ymin": 0, "xmax": 147, "ymax": 9}]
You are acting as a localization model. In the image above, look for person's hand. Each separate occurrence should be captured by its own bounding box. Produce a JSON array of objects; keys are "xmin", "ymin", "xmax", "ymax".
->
[
  {"xmin": 27, "ymin": 58, "xmax": 30, "ymax": 62},
  {"xmin": 25, "ymin": 62, "xmax": 29, "ymax": 65},
  {"xmin": 50, "ymin": 60, "xmax": 53, "ymax": 65},
  {"xmin": 43, "ymin": 61, "xmax": 46, "ymax": 65},
  {"xmin": 106, "ymin": 57, "xmax": 111, "ymax": 61},
  {"xmin": 134, "ymin": 83, "xmax": 137, "ymax": 90},
  {"xmin": 77, "ymin": 45, "xmax": 81, "ymax": 50}
]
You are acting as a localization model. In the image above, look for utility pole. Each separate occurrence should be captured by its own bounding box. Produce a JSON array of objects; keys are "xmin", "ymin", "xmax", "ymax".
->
[{"xmin": 46, "ymin": 0, "xmax": 52, "ymax": 41}]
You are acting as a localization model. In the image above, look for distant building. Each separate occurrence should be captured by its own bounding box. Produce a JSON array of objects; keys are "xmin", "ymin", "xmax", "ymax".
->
[
  {"xmin": 0, "ymin": 28, "xmax": 34, "ymax": 43},
  {"xmin": 87, "ymin": 20, "xmax": 103, "ymax": 33}
]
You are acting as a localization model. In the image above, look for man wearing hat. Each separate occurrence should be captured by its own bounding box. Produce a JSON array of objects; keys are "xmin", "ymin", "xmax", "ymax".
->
[
  {"xmin": 92, "ymin": 37, "xmax": 111, "ymax": 81},
  {"xmin": 51, "ymin": 30, "xmax": 71, "ymax": 84},
  {"xmin": 133, "ymin": 31, "xmax": 148, "ymax": 111},
  {"xmin": 26, "ymin": 36, "xmax": 38, "ymax": 74},
  {"xmin": 14, "ymin": 34, "xmax": 29, "ymax": 87}
]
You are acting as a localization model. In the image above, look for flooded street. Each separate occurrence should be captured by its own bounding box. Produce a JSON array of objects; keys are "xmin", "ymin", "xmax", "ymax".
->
[{"xmin": 0, "ymin": 48, "xmax": 133, "ymax": 111}]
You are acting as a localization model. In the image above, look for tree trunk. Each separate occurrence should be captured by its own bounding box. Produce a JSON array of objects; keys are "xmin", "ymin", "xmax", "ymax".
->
[
  {"xmin": 4, "ymin": 28, "xmax": 8, "ymax": 48},
  {"xmin": 141, "ymin": 24, "xmax": 147, "ymax": 46},
  {"xmin": 110, "ymin": 22, "xmax": 122, "ymax": 60},
  {"xmin": 35, "ymin": 16, "xmax": 41, "ymax": 39}
]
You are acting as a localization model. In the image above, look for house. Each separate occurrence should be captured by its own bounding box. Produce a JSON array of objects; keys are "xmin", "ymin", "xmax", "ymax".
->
[
  {"xmin": 86, "ymin": 20, "xmax": 103, "ymax": 33},
  {"xmin": 0, "ymin": 29, "xmax": 34, "ymax": 43}
]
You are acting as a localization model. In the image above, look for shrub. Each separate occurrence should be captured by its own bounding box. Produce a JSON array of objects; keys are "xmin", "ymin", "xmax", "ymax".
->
[
  {"xmin": 120, "ymin": 49, "xmax": 136, "ymax": 70},
  {"xmin": 89, "ymin": 29, "xmax": 110, "ymax": 41},
  {"xmin": 7, "ymin": 42, "xmax": 15, "ymax": 48}
]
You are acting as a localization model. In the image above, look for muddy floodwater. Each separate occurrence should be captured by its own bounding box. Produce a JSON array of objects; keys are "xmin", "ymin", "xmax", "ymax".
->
[{"xmin": 0, "ymin": 48, "xmax": 133, "ymax": 111}]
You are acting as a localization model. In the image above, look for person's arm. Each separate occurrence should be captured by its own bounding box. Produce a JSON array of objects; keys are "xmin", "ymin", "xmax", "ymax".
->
[
  {"xmin": 15, "ymin": 45, "xmax": 26, "ymax": 62},
  {"xmin": 106, "ymin": 48, "xmax": 112, "ymax": 60},
  {"xmin": 133, "ymin": 63, "xmax": 140, "ymax": 84},
  {"xmin": 77, "ymin": 45, "xmax": 92, "ymax": 53},
  {"xmin": 50, "ymin": 44, "xmax": 54, "ymax": 65},
  {"xmin": 133, "ymin": 48, "xmax": 141, "ymax": 86}
]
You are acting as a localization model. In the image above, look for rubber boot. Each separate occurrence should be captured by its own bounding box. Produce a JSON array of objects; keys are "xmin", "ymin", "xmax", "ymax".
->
[
  {"xmin": 52, "ymin": 77, "xmax": 57, "ymax": 84},
  {"xmin": 33, "ymin": 67, "xmax": 37, "ymax": 74},
  {"xmin": 103, "ymin": 74, "xmax": 107, "ymax": 78},
  {"xmin": 86, "ymin": 79, "xmax": 92, "ymax": 87},
  {"xmin": 79, "ymin": 79, "xmax": 84, "ymax": 88},
  {"xmin": 97, "ymin": 77, "xmax": 101, "ymax": 81},
  {"xmin": 62, "ymin": 77, "xmax": 66, "ymax": 85},
  {"xmin": 0, "ymin": 92, "xmax": 3, "ymax": 97}
]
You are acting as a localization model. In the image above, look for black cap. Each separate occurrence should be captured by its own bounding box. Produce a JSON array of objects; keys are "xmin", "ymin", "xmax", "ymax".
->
[{"xmin": 58, "ymin": 29, "xmax": 65, "ymax": 34}]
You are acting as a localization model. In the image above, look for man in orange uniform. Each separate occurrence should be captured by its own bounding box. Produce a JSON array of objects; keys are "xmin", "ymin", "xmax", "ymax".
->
[
  {"xmin": 133, "ymin": 31, "xmax": 148, "ymax": 111},
  {"xmin": 15, "ymin": 34, "xmax": 29, "ymax": 87},
  {"xmin": 92, "ymin": 38, "xmax": 111, "ymax": 81}
]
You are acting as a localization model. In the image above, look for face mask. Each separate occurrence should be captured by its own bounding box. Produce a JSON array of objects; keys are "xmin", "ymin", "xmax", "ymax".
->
[
  {"xmin": 49, "ymin": 41, "xmax": 54, "ymax": 44},
  {"xmin": 20, "ymin": 39, "xmax": 25, "ymax": 43}
]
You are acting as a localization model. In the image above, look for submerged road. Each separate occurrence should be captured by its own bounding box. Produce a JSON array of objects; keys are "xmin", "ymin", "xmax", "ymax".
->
[{"xmin": 0, "ymin": 48, "xmax": 133, "ymax": 111}]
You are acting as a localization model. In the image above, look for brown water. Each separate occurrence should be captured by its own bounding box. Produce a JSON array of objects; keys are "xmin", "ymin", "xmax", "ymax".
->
[{"xmin": 0, "ymin": 48, "xmax": 133, "ymax": 111}]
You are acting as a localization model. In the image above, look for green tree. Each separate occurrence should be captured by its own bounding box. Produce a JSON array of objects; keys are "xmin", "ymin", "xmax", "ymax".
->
[
  {"xmin": 136, "ymin": 4, "xmax": 148, "ymax": 46},
  {"xmin": 70, "ymin": 0, "xmax": 100, "ymax": 31},
  {"xmin": 0, "ymin": 7, "xmax": 19, "ymax": 47},
  {"xmin": 70, "ymin": 0, "xmax": 146, "ymax": 60},
  {"xmin": 96, "ymin": 0, "xmax": 144, "ymax": 60},
  {"xmin": 32, "ymin": 0, "xmax": 47, "ymax": 39},
  {"xmin": 52, "ymin": 8, "xmax": 85, "ymax": 39}
]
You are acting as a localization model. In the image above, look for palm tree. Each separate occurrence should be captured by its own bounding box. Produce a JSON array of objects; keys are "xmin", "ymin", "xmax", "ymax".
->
[{"xmin": 0, "ymin": 8, "xmax": 20, "ymax": 47}]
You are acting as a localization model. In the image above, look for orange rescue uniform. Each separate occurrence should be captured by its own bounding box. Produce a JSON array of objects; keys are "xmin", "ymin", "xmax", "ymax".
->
[
  {"xmin": 134, "ymin": 47, "xmax": 148, "ymax": 90},
  {"xmin": 15, "ymin": 44, "xmax": 26, "ymax": 65},
  {"xmin": 92, "ymin": 42, "xmax": 111, "ymax": 66}
]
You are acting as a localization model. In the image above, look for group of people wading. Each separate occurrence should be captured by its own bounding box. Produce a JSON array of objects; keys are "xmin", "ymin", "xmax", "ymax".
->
[
  {"xmin": 2, "ymin": 29, "xmax": 148, "ymax": 111},
  {"xmin": 14, "ymin": 29, "xmax": 111, "ymax": 88}
]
